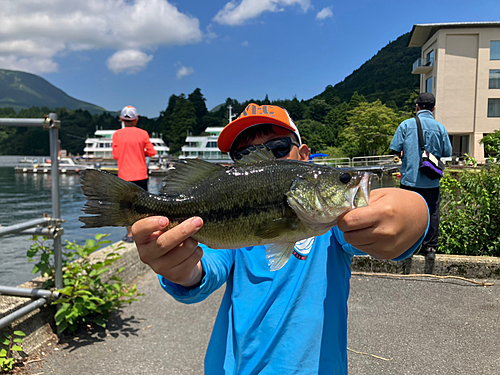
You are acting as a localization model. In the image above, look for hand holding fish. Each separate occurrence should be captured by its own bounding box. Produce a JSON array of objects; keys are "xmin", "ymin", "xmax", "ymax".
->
[
  {"xmin": 338, "ymin": 188, "xmax": 428, "ymax": 258},
  {"xmin": 132, "ymin": 215, "xmax": 205, "ymax": 287}
]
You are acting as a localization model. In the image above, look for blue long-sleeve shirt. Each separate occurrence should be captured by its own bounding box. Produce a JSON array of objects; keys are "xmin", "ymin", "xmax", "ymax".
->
[
  {"xmin": 390, "ymin": 110, "xmax": 452, "ymax": 188},
  {"xmin": 159, "ymin": 221, "xmax": 427, "ymax": 375}
]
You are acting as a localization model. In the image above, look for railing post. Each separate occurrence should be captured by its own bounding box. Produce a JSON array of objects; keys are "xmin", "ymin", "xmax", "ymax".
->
[{"xmin": 48, "ymin": 113, "xmax": 63, "ymax": 290}]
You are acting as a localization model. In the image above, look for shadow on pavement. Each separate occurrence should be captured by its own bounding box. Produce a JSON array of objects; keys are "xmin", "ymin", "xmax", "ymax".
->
[{"xmin": 59, "ymin": 312, "xmax": 142, "ymax": 352}]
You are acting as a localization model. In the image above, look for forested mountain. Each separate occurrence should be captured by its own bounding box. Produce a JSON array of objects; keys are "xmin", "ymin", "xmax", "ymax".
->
[
  {"xmin": 0, "ymin": 69, "xmax": 108, "ymax": 114},
  {"xmin": 0, "ymin": 32, "xmax": 420, "ymax": 157},
  {"xmin": 314, "ymin": 32, "xmax": 420, "ymax": 108}
]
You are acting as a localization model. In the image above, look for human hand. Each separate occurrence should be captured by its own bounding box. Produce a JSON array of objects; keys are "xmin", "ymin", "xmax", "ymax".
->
[
  {"xmin": 132, "ymin": 216, "xmax": 204, "ymax": 287},
  {"xmin": 337, "ymin": 188, "xmax": 428, "ymax": 259}
]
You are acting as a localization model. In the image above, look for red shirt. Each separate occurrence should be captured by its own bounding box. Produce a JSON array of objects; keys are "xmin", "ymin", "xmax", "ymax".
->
[{"xmin": 112, "ymin": 127, "xmax": 156, "ymax": 181}]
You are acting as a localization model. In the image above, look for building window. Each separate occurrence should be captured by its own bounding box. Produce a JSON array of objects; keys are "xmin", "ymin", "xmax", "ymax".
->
[
  {"xmin": 426, "ymin": 77, "xmax": 433, "ymax": 94},
  {"xmin": 488, "ymin": 99, "xmax": 500, "ymax": 117},
  {"xmin": 426, "ymin": 50, "xmax": 434, "ymax": 66},
  {"xmin": 489, "ymin": 70, "xmax": 500, "ymax": 89},
  {"xmin": 491, "ymin": 41, "xmax": 500, "ymax": 60}
]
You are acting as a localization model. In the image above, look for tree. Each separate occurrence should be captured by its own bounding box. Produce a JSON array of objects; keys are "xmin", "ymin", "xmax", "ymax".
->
[
  {"xmin": 188, "ymin": 88, "xmax": 208, "ymax": 135},
  {"xmin": 348, "ymin": 91, "xmax": 366, "ymax": 109},
  {"xmin": 324, "ymin": 102, "xmax": 350, "ymax": 147},
  {"xmin": 339, "ymin": 100, "xmax": 401, "ymax": 157},
  {"xmin": 296, "ymin": 119, "xmax": 327, "ymax": 154},
  {"xmin": 158, "ymin": 94, "xmax": 197, "ymax": 154},
  {"xmin": 304, "ymin": 99, "xmax": 331, "ymax": 123}
]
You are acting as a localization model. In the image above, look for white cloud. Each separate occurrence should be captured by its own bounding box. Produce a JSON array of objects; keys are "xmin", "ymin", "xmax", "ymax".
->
[
  {"xmin": 107, "ymin": 49, "xmax": 153, "ymax": 74},
  {"xmin": 214, "ymin": 0, "xmax": 311, "ymax": 26},
  {"xmin": 316, "ymin": 7, "xmax": 333, "ymax": 20},
  {"xmin": 0, "ymin": 0, "xmax": 203, "ymax": 74},
  {"xmin": 175, "ymin": 63, "xmax": 194, "ymax": 79},
  {"xmin": 242, "ymin": 41, "xmax": 249, "ymax": 46}
]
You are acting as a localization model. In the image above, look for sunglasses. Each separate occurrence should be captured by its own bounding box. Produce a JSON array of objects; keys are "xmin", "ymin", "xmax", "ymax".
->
[{"xmin": 230, "ymin": 137, "xmax": 300, "ymax": 161}]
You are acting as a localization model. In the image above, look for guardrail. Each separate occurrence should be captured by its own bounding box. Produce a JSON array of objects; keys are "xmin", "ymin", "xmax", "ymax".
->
[
  {"xmin": 0, "ymin": 114, "xmax": 63, "ymax": 330},
  {"xmin": 310, "ymin": 155, "xmax": 400, "ymax": 168}
]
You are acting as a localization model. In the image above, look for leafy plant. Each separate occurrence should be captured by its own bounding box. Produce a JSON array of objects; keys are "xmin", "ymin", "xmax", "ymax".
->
[
  {"xmin": 0, "ymin": 330, "xmax": 25, "ymax": 372},
  {"xmin": 480, "ymin": 129, "xmax": 500, "ymax": 155},
  {"xmin": 439, "ymin": 162, "xmax": 500, "ymax": 256},
  {"xmin": 27, "ymin": 234, "xmax": 142, "ymax": 333}
]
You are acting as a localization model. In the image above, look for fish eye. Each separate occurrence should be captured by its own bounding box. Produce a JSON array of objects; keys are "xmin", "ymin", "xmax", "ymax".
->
[{"xmin": 339, "ymin": 172, "xmax": 351, "ymax": 184}]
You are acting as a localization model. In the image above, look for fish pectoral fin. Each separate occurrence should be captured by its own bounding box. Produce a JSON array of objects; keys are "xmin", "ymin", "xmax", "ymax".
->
[
  {"xmin": 254, "ymin": 218, "xmax": 300, "ymax": 239},
  {"xmin": 265, "ymin": 243, "xmax": 295, "ymax": 271}
]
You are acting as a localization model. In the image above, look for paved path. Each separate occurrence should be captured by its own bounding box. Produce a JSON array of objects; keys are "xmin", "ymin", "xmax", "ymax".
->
[{"xmin": 22, "ymin": 270, "xmax": 500, "ymax": 374}]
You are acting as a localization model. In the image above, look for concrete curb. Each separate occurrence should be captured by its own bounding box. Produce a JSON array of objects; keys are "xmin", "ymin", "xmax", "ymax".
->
[
  {"xmin": 351, "ymin": 253, "xmax": 500, "ymax": 279},
  {"xmin": 1, "ymin": 243, "xmax": 499, "ymax": 360}
]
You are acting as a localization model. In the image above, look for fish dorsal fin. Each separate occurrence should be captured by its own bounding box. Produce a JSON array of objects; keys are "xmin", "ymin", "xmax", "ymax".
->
[
  {"xmin": 160, "ymin": 159, "xmax": 226, "ymax": 194},
  {"xmin": 234, "ymin": 145, "xmax": 276, "ymax": 165}
]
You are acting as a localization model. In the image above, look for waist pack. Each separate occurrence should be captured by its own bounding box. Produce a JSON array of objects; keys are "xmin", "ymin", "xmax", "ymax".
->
[{"xmin": 415, "ymin": 116, "xmax": 445, "ymax": 179}]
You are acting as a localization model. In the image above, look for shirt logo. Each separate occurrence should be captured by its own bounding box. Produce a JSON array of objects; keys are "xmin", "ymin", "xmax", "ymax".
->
[{"xmin": 293, "ymin": 237, "xmax": 315, "ymax": 261}]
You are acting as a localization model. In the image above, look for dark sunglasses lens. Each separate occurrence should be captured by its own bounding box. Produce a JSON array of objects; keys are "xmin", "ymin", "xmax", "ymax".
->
[
  {"xmin": 232, "ymin": 145, "xmax": 255, "ymax": 160},
  {"xmin": 231, "ymin": 138, "xmax": 295, "ymax": 160},
  {"xmin": 267, "ymin": 138, "xmax": 292, "ymax": 158}
]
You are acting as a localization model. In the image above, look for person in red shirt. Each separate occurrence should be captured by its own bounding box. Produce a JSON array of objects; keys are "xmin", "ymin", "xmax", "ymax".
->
[{"xmin": 112, "ymin": 105, "xmax": 156, "ymax": 242}]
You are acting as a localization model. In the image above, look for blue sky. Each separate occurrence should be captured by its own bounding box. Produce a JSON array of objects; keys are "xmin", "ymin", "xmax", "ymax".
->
[{"xmin": 0, "ymin": 0, "xmax": 498, "ymax": 118}]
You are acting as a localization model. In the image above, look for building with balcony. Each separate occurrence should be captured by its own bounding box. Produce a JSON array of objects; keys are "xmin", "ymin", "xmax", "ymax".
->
[
  {"xmin": 409, "ymin": 22, "xmax": 500, "ymax": 163},
  {"xmin": 83, "ymin": 129, "xmax": 169, "ymax": 160}
]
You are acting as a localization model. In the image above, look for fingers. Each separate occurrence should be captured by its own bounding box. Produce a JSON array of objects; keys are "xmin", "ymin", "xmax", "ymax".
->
[
  {"xmin": 132, "ymin": 216, "xmax": 170, "ymax": 244},
  {"xmin": 154, "ymin": 245, "xmax": 204, "ymax": 285},
  {"xmin": 337, "ymin": 188, "xmax": 428, "ymax": 258},
  {"xmin": 131, "ymin": 216, "xmax": 205, "ymax": 284}
]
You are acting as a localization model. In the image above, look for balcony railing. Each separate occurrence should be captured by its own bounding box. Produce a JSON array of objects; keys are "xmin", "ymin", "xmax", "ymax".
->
[{"xmin": 412, "ymin": 58, "xmax": 433, "ymax": 74}]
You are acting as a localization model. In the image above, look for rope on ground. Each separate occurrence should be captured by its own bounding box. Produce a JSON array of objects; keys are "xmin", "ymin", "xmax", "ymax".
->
[
  {"xmin": 351, "ymin": 272, "xmax": 494, "ymax": 287},
  {"xmin": 347, "ymin": 347, "xmax": 393, "ymax": 361}
]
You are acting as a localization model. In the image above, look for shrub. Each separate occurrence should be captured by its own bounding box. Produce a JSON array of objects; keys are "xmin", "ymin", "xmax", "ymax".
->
[
  {"xmin": 0, "ymin": 330, "xmax": 25, "ymax": 373},
  {"xmin": 439, "ymin": 163, "xmax": 500, "ymax": 256},
  {"xmin": 28, "ymin": 234, "xmax": 142, "ymax": 333}
]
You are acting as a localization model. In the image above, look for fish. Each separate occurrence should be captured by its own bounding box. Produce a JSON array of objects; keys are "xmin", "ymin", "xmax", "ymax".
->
[{"xmin": 79, "ymin": 148, "xmax": 371, "ymax": 271}]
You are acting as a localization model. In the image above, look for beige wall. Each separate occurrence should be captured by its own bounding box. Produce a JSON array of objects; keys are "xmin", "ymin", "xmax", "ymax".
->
[{"xmin": 418, "ymin": 27, "xmax": 500, "ymax": 162}]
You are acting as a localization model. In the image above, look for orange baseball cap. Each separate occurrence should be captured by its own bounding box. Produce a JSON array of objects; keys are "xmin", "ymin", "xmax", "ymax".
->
[{"xmin": 218, "ymin": 103, "xmax": 301, "ymax": 152}]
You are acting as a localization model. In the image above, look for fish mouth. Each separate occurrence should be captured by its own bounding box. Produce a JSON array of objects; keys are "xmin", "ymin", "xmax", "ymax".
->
[{"xmin": 349, "ymin": 172, "xmax": 372, "ymax": 209}]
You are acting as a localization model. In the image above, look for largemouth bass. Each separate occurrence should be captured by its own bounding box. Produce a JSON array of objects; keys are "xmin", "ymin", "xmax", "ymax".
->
[{"xmin": 79, "ymin": 149, "xmax": 371, "ymax": 271}]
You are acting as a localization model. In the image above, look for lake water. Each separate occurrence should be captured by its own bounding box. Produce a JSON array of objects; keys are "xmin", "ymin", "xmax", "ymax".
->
[
  {"xmin": 0, "ymin": 157, "xmax": 397, "ymax": 287},
  {"xmin": 0, "ymin": 162, "xmax": 166, "ymax": 287}
]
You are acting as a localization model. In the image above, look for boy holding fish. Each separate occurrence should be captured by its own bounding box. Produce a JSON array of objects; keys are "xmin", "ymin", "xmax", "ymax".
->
[{"xmin": 84, "ymin": 104, "xmax": 429, "ymax": 374}]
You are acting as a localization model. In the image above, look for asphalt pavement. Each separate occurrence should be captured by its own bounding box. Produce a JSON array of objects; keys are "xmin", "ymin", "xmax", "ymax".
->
[{"xmin": 21, "ymin": 270, "xmax": 500, "ymax": 374}]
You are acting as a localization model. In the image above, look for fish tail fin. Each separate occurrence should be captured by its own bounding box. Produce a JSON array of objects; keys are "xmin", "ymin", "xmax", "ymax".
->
[
  {"xmin": 79, "ymin": 169, "xmax": 147, "ymax": 228},
  {"xmin": 265, "ymin": 243, "xmax": 296, "ymax": 271}
]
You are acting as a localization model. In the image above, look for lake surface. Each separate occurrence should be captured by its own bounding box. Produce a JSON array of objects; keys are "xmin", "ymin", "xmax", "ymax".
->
[
  {"xmin": 0, "ymin": 157, "xmax": 397, "ymax": 287},
  {"xmin": 0, "ymin": 164, "xmax": 167, "ymax": 287}
]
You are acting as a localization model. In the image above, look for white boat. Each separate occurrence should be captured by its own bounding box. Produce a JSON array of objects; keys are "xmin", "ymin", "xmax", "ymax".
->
[
  {"xmin": 179, "ymin": 127, "xmax": 230, "ymax": 163},
  {"xmin": 83, "ymin": 129, "xmax": 169, "ymax": 161},
  {"xmin": 14, "ymin": 157, "xmax": 90, "ymax": 174}
]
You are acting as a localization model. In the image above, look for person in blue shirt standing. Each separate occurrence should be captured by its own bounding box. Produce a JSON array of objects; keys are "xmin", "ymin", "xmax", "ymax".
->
[
  {"xmin": 390, "ymin": 93, "xmax": 452, "ymax": 260},
  {"xmin": 132, "ymin": 103, "xmax": 430, "ymax": 374}
]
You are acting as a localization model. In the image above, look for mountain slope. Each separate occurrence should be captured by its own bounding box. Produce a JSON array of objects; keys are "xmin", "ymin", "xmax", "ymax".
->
[
  {"xmin": 0, "ymin": 69, "xmax": 108, "ymax": 114},
  {"xmin": 315, "ymin": 32, "xmax": 420, "ymax": 107}
]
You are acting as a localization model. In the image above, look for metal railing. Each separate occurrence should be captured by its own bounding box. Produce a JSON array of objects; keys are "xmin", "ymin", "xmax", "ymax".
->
[
  {"xmin": 352, "ymin": 155, "xmax": 399, "ymax": 166},
  {"xmin": 0, "ymin": 114, "xmax": 63, "ymax": 330},
  {"xmin": 310, "ymin": 155, "xmax": 400, "ymax": 168},
  {"xmin": 412, "ymin": 57, "xmax": 433, "ymax": 72}
]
